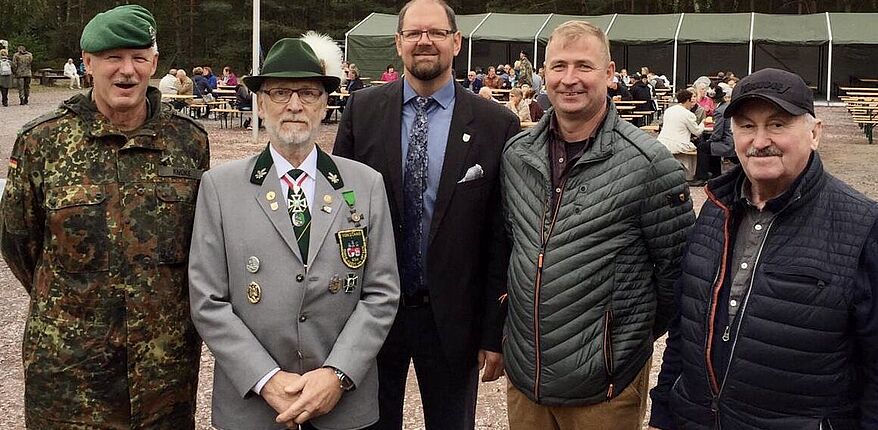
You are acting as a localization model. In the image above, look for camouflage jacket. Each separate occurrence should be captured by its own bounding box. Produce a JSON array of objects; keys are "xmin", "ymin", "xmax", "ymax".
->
[
  {"xmin": 12, "ymin": 50, "xmax": 32, "ymax": 78},
  {"xmin": 0, "ymin": 87, "xmax": 209, "ymax": 429}
]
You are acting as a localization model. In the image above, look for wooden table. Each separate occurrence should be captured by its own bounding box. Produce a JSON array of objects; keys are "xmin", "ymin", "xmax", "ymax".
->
[
  {"xmin": 330, "ymin": 92, "xmax": 351, "ymax": 98},
  {"xmin": 212, "ymin": 89, "xmax": 236, "ymax": 96},
  {"xmin": 162, "ymin": 94, "xmax": 194, "ymax": 100}
]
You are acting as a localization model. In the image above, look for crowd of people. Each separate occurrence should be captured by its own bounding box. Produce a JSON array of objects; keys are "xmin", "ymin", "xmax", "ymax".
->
[{"xmin": 1, "ymin": 2, "xmax": 877, "ymax": 430}]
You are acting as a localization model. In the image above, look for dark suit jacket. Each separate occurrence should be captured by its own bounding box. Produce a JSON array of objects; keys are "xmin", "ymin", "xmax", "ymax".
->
[{"xmin": 333, "ymin": 78, "xmax": 520, "ymax": 370}]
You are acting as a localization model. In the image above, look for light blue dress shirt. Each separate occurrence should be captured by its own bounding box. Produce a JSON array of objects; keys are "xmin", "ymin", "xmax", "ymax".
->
[{"xmin": 401, "ymin": 77, "xmax": 456, "ymax": 259}]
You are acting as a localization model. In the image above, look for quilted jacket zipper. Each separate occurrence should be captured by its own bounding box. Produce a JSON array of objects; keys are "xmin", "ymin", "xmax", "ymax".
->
[
  {"xmin": 532, "ymin": 178, "xmax": 567, "ymax": 400},
  {"xmin": 603, "ymin": 307, "xmax": 616, "ymax": 399}
]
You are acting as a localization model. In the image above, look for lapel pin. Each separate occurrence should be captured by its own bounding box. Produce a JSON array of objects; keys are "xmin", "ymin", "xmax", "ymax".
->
[
  {"xmin": 462, "ymin": 133, "xmax": 471, "ymax": 143},
  {"xmin": 323, "ymin": 194, "xmax": 332, "ymax": 204},
  {"xmin": 247, "ymin": 282, "xmax": 262, "ymax": 304},
  {"xmin": 270, "ymin": 201, "xmax": 279, "ymax": 211},
  {"xmin": 266, "ymin": 191, "xmax": 276, "ymax": 201},
  {"xmin": 246, "ymin": 256, "xmax": 260, "ymax": 273},
  {"xmin": 322, "ymin": 205, "xmax": 333, "ymax": 214}
]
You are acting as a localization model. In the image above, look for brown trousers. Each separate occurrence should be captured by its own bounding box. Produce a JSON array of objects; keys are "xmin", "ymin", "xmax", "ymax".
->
[{"xmin": 507, "ymin": 361, "xmax": 651, "ymax": 430}]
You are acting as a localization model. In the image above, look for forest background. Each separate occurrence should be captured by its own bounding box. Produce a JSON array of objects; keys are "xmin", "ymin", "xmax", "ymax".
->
[{"xmin": 2, "ymin": 0, "xmax": 876, "ymax": 76}]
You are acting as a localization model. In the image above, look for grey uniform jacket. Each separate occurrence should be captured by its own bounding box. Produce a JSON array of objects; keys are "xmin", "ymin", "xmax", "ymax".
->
[{"xmin": 188, "ymin": 145, "xmax": 400, "ymax": 430}]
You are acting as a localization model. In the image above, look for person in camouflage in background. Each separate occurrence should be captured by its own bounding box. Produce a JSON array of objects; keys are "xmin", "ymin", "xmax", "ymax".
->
[{"xmin": 0, "ymin": 5, "xmax": 209, "ymax": 429}]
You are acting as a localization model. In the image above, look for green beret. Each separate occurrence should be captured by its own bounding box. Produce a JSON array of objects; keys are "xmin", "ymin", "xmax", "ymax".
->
[{"xmin": 80, "ymin": 5, "xmax": 157, "ymax": 53}]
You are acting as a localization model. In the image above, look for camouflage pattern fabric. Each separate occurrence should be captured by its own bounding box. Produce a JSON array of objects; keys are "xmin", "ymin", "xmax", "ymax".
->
[{"xmin": 0, "ymin": 86, "xmax": 209, "ymax": 429}]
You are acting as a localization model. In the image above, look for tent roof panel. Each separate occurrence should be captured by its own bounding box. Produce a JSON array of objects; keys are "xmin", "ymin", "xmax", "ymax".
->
[
  {"xmin": 829, "ymin": 13, "xmax": 878, "ymax": 44},
  {"xmin": 536, "ymin": 14, "xmax": 615, "ymax": 43},
  {"xmin": 347, "ymin": 13, "xmax": 398, "ymax": 37},
  {"xmin": 752, "ymin": 13, "xmax": 828, "ymax": 44},
  {"xmin": 606, "ymin": 14, "xmax": 681, "ymax": 43},
  {"xmin": 470, "ymin": 13, "xmax": 552, "ymax": 42},
  {"xmin": 677, "ymin": 13, "xmax": 751, "ymax": 43}
]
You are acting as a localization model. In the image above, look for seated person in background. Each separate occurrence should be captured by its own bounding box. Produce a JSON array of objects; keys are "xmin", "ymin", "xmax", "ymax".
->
[
  {"xmin": 523, "ymin": 87, "xmax": 544, "ymax": 122},
  {"xmin": 173, "ymin": 69, "xmax": 193, "ymax": 110},
  {"xmin": 483, "ymin": 66, "xmax": 503, "ymax": 89},
  {"xmin": 344, "ymin": 65, "xmax": 364, "ymax": 93},
  {"xmin": 692, "ymin": 86, "xmax": 730, "ymax": 185},
  {"xmin": 503, "ymin": 67, "xmax": 516, "ymax": 89},
  {"xmin": 235, "ymin": 82, "xmax": 252, "ymax": 111},
  {"xmin": 608, "ymin": 78, "xmax": 632, "ymax": 101},
  {"xmin": 464, "ymin": 70, "xmax": 482, "ymax": 93},
  {"xmin": 380, "ymin": 64, "xmax": 399, "ymax": 82},
  {"xmin": 694, "ymin": 77, "xmax": 716, "ymax": 116},
  {"xmin": 63, "ymin": 58, "xmax": 81, "ymax": 89},
  {"xmin": 657, "ymin": 89, "xmax": 704, "ymax": 154},
  {"xmin": 159, "ymin": 68, "xmax": 178, "ymax": 94},
  {"xmin": 688, "ymin": 86, "xmax": 707, "ymax": 123},
  {"xmin": 204, "ymin": 66, "xmax": 218, "ymax": 89},
  {"xmin": 506, "ymin": 87, "xmax": 531, "ymax": 123},
  {"xmin": 478, "ymin": 86, "xmax": 498, "ymax": 102},
  {"xmin": 193, "ymin": 66, "xmax": 211, "ymax": 99},
  {"xmin": 221, "ymin": 66, "xmax": 238, "ymax": 86},
  {"xmin": 235, "ymin": 80, "xmax": 253, "ymax": 128},
  {"xmin": 707, "ymin": 86, "xmax": 736, "ymax": 163},
  {"xmin": 631, "ymin": 74, "xmax": 654, "ymax": 111}
]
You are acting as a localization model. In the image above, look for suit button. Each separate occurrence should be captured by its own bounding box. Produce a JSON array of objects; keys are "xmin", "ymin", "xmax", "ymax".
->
[
  {"xmin": 299, "ymin": 315, "xmax": 307, "ymax": 322},
  {"xmin": 296, "ymin": 274, "xmax": 305, "ymax": 282}
]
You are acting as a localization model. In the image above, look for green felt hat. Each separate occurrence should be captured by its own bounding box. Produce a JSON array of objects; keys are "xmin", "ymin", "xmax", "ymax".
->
[
  {"xmin": 243, "ymin": 38, "xmax": 341, "ymax": 93},
  {"xmin": 80, "ymin": 5, "xmax": 157, "ymax": 53}
]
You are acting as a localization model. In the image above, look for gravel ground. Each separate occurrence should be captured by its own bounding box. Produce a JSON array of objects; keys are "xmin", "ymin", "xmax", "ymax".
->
[{"xmin": 0, "ymin": 84, "xmax": 876, "ymax": 429}]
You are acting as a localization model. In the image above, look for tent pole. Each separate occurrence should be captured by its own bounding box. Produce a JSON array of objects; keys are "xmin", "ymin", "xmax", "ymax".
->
[
  {"xmin": 251, "ymin": 0, "xmax": 260, "ymax": 142},
  {"xmin": 673, "ymin": 13, "xmax": 685, "ymax": 92},
  {"xmin": 468, "ymin": 13, "xmax": 491, "ymax": 74},
  {"xmin": 748, "ymin": 12, "xmax": 755, "ymax": 74},
  {"xmin": 825, "ymin": 12, "xmax": 833, "ymax": 103},
  {"xmin": 535, "ymin": 14, "xmax": 553, "ymax": 70}
]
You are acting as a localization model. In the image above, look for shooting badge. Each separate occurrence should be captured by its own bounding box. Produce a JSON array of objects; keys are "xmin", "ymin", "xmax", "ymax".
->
[{"xmin": 247, "ymin": 281, "xmax": 262, "ymax": 304}]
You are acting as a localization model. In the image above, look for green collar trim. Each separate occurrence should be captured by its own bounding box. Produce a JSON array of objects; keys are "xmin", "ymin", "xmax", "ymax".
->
[
  {"xmin": 316, "ymin": 146, "xmax": 344, "ymax": 190},
  {"xmin": 249, "ymin": 144, "xmax": 344, "ymax": 189},
  {"xmin": 249, "ymin": 144, "xmax": 274, "ymax": 185}
]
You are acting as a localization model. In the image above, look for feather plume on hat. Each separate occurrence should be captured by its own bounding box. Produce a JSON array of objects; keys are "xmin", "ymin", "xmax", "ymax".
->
[{"xmin": 301, "ymin": 31, "xmax": 343, "ymax": 83}]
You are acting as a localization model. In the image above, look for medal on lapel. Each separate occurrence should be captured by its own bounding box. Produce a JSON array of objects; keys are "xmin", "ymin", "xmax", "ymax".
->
[
  {"xmin": 328, "ymin": 274, "xmax": 342, "ymax": 294},
  {"xmin": 288, "ymin": 193, "xmax": 308, "ymax": 227},
  {"xmin": 344, "ymin": 274, "xmax": 359, "ymax": 293},
  {"xmin": 247, "ymin": 281, "xmax": 262, "ymax": 304}
]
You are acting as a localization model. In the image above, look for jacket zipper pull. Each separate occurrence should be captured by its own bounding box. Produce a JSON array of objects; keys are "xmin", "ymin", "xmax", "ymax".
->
[
  {"xmin": 537, "ymin": 252, "xmax": 544, "ymax": 270},
  {"xmin": 722, "ymin": 325, "xmax": 731, "ymax": 342},
  {"xmin": 606, "ymin": 383, "xmax": 615, "ymax": 400}
]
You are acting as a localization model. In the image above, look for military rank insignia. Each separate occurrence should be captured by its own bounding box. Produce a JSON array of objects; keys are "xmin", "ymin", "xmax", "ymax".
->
[{"xmin": 336, "ymin": 228, "xmax": 367, "ymax": 269}]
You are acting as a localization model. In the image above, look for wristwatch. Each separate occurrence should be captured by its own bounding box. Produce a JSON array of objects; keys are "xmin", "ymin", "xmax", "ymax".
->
[{"xmin": 330, "ymin": 367, "xmax": 355, "ymax": 391}]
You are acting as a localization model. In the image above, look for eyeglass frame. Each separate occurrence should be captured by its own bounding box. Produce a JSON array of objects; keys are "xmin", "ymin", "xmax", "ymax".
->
[
  {"xmin": 398, "ymin": 28, "xmax": 456, "ymax": 42},
  {"xmin": 260, "ymin": 87, "xmax": 325, "ymax": 105}
]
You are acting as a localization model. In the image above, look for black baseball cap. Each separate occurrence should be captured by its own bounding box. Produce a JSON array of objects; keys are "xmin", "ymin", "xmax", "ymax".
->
[{"xmin": 724, "ymin": 68, "xmax": 814, "ymax": 118}]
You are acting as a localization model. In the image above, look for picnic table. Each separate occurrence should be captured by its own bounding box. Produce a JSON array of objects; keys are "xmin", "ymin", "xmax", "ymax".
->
[
  {"xmin": 35, "ymin": 68, "xmax": 67, "ymax": 86},
  {"xmin": 162, "ymin": 94, "xmax": 195, "ymax": 100}
]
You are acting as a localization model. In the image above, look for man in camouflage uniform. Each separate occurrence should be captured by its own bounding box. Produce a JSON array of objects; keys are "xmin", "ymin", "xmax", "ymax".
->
[
  {"xmin": 0, "ymin": 5, "xmax": 209, "ymax": 429},
  {"xmin": 11, "ymin": 44, "xmax": 33, "ymax": 105}
]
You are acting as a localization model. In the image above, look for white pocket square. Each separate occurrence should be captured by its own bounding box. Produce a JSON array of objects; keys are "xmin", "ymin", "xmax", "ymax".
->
[{"xmin": 458, "ymin": 164, "xmax": 484, "ymax": 183}]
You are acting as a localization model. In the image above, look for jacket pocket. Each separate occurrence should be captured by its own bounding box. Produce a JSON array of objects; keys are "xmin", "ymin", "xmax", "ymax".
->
[
  {"xmin": 603, "ymin": 307, "xmax": 616, "ymax": 399},
  {"xmin": 45, "ymin": 184, "xmax": 109, "ymax": 272},
  {"xmin": 155, "ymin": 181, "xmax": 198, "ymax": 264}
]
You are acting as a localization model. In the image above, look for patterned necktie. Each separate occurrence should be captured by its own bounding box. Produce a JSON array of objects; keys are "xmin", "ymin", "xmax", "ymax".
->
[
  {"xmin": 402, "ymin": 96, "xmax": 432, "ymax": 296},
  {"xmin": 285, "ymin": 169, "xmax": 311, "ymax": 263}
]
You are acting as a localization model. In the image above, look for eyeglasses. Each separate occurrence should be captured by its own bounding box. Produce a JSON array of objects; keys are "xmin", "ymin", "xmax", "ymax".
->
[
  {"xmin": 398, "ymin": 29, "xmax": 455, "ymax": 42},
  {"xmin": 261, "ymin": 88, "xmax": 324, "ymax": 104}
]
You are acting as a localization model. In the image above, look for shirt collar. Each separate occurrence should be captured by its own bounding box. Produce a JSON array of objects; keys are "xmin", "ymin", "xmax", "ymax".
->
[
  {"xmin": 402, "ymin": 76, "xmax": 456, "ymax": 109},
  {"xmin": 270, "ymin": 144, "xmax": 318, "ymax": 181}
]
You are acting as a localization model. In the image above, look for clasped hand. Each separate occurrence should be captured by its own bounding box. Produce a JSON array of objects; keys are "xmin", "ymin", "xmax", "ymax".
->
[{"xmin": 262, "ymin": 368, "xmax": 344, "ymax": 429}]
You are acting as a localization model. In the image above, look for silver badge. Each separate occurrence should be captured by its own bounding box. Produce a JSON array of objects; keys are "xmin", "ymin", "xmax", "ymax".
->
[
  {"xmin": 344, "ymin": 274, "xmax": 358, "ymax": 293},
  {"xmin": 292, "ymin": 211, "xmax": 306, "ymax": 227},
  {"xmin": 246, "ymin": 256, "xmax": 260, "ymax": 273}
]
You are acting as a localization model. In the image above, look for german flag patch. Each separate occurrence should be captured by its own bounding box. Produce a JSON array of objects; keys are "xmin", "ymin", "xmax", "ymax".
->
[{"xmin": 8, "ymin": 157, "xmax": 18, "ymax": 169}]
